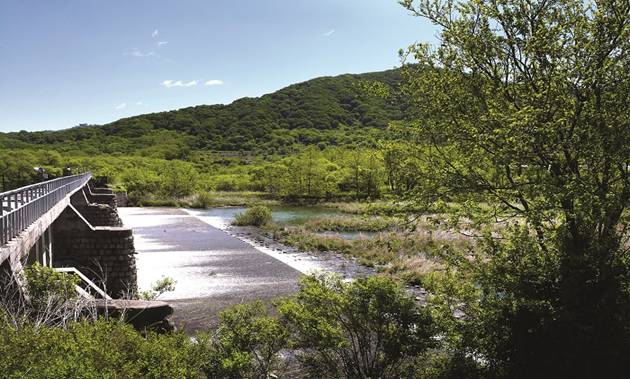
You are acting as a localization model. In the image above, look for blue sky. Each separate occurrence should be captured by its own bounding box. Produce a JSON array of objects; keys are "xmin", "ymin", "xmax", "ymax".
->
[{"xmin": 0, "ymin": 0, "xmax": 437, "ymax": 132}]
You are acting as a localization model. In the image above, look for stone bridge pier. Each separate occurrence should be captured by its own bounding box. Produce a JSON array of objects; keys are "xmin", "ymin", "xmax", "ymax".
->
[
  {"xmin": 51, "ymin": 184, "xmax": 138, "ymax": 297},
  {"xmin": 1, "ymin": 176, "xmax": 138, "ymax": 298}
]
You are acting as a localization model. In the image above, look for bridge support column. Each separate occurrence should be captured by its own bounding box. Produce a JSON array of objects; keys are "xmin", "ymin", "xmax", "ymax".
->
[
  {"xmin": 43, "ymin": 226, "xmax": 52, "ymax": 267},
  {"xmin": 51, "ymin": 206, "xmax": 138, "ymax": 298},
  {"xmin": 36, "ymin": 235, "xmax": 43, "ymax": 264}
]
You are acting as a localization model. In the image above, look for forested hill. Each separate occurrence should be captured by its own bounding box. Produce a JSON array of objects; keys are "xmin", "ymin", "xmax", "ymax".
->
[{"xmin": 2, "ymin": 68, "xmax": 404, "ymax": 157}]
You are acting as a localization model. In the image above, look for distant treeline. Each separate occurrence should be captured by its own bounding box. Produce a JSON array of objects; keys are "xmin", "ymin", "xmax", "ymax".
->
[{"xmin": 0, "ymin": 143, "xmax": 424, "ymax": 204}]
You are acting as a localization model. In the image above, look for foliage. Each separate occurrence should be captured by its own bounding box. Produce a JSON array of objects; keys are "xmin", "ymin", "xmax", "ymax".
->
[
  {"xmin": 0, "ymin": 149, "xmax": 64, "ymax": 191},
  {"xmin": 1, "ymin": 265, "xmax": 92, "ymax": 329},
  {"xmin": 250, "ymin": 147, "xmax": 386, "ymax": 201},
  {"xmin": 190, "ymin": 192, "xmax": 213, "ymax": 209},
  {"xmin": 399, "ymin": 0, "xmax": 630, "ymax": 376},
  {"xmin": 203, "ymin": 302, "xmax": 288, "ymax": 379},
  {"xmin": 139, "ymin": 277, "xmax": 176, "ymax": 301},
  {"xmin": 158, "ymin": 160, "xmax": 200, "ymax": 198},
  {"xmin": 232, "ymin": 205, "xmax": 273, "ymax": 227},
  {"xmin": 278, "ymin": 274, "xmax": 436, "ymax": 378},
  {"xmin": 23, "ymin": 264, "xmax": 78, "ymax": 307},
  {"xmin": 0, "ymin": 318, "xmax": 206, "ymax": 378}
]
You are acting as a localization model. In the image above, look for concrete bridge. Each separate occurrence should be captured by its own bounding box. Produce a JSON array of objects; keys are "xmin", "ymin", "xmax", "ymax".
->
[{"xmin": 0, "ymin": 173, "xmax": 138, "ymax": 298}]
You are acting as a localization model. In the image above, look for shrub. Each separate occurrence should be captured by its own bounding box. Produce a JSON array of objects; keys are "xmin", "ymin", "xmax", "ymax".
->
[
  {"xmin": 0, "ymin": 318, "xmax": 206, "ymax": 378},
  {"xmin": 191, "ymin": 192, "xmax": 213, "ymax": 209},
  {"xmin": 0, "ymin": 264, "xmax": 96, "ymax": 329},
  {"xmin": 232, "ymin": 205, "xmax": 273, "ymax": 227},
  {"xmin": 23, "ymin": 264, "xmax": 78, "ymax": 303},
  {"xmin": 203, "ymin": 302, "xmax": 288, "ymax": 379},
  {"xmin": 279, "ymin": 274, "xmax": 437, "ymax": 379}
]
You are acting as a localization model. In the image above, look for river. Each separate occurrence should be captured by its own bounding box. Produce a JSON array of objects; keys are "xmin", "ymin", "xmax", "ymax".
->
[{"xmin": 117, "ymin": 206, "xmax": 373, "ymax": 331}]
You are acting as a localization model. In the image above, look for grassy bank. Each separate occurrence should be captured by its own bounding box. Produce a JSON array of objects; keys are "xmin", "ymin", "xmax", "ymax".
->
[
  {"xmin": 298, "ymin": 215, "xmax": 399, "ymax": 232},
  {"xmin": 264, "ymin": 212, "xmax": 470, "ymax": 286}
]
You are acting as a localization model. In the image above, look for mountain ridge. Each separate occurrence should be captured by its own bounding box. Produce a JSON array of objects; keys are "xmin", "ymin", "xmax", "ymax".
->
[{"xmin": 1, "ymin": 67, "xmax": 404, "ymax": 156}]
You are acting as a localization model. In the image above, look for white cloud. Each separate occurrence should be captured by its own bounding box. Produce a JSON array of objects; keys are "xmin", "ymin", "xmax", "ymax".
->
[
  {"xmin": 125, "ymin": 49, "xmax": 158, "ymax": 58},
  {"xmin": 162, "ymin": 80, "xmax": 180, "ymax": 88},
  {"xmin": 205, "ymin": 79, "xmax": 223, "ymax": 86},
  {"xmin": 135, "ymin": 101, "xmax": 144, "ymax": 106},
  {"xmin": 115, "ymin": 102, "xmax": 127, "ymax": 110},
  {"xmin": 323, "ymin": 29, "xmax": 335, "ymax": 37},
  {"xmin": 162, "ymin": 80, "xmax": 198, "ymax": 88},
  {"xmin": 152, "ymin": 29, "xmax": 159, "ymax": 38},
  {"xmin": 157, "ymin": 41, "xmax": 168, "ymax": 47}
]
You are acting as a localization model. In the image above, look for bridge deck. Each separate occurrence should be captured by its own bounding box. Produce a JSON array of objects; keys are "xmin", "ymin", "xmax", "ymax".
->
[{"xmin": 0, "ymin": 173, "xmax": 91, "ymax": 246}]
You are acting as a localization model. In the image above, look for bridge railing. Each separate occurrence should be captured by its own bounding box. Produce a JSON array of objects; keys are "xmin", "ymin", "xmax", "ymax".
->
[{"xmin": 0, "ymin": 173, "xmax": 92, "ymax": 245}]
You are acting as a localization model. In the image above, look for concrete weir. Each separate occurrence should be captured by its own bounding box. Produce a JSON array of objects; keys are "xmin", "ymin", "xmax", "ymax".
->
[{"xmin": 0, "ymin": 174, "xmax": 165, "ymax": 329}]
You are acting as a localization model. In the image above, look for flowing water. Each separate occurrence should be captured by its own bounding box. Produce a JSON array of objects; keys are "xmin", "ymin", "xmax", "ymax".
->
[{"xmin": 120, "ymin": 206, "xmax": 378, "ymax": 331}]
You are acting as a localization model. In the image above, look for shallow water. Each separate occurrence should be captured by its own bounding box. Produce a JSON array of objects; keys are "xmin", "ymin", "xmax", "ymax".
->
[
  {"xmin": 185, "ymin": 205, "xmax": 344, "ymax": 229},
  {"xmin": 119, "ymin": 207, "xmax": 381, "ymax": 330}
]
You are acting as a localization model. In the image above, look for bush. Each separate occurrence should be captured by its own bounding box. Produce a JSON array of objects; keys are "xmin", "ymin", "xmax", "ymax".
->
[
  {"xmin": 1, "ymin": 272, "xmax": 447, "ymax": 378},
  {"xmin": 279, "ymin": 274, "xmax": 437, "ymax": 379},
  {"xmin": 23, "ymin": 264, "xmax": 78, "ymax": 304},
  {"xmin": 203, "ymin": 302, "xmax": 288, "ymax": 379},
  {"xmin": 191, "ymin": 192, "xmax": 213, "ymax": 209},
  {"xmin": 232, "ymin": 205, "xmax": 273, "ymax": 227},
  {"xmin": 0, "ymin": 264, "xmax": 97, "ymax": 329},
  {"xmin": 0, "ymin": 318, "xmax": 206, "ymax": 378}
]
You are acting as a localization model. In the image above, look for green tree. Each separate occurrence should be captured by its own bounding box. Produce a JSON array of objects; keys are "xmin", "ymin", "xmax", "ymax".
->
[
  {"xmin": 203, "ymin": 302, "xmax": 288, "ymax": 379},
  {"xmin": 159, "ymin": 160, "xmax": 199, "ymax": 198},
  {"xmin": 340, "ymin": 149, "xmax": 385, "ymax": 199},
  {"xmin": 120, "ymin": 167, "xmax": 160, "ymax": 203},
  {"xmin": 0, "ymin": 150, "xmax": 37, "ymax": 190},
  {"xmin": 399, "ymin": 0, "xmax": 630, "ymax": 376},
  {"xmin": 279, "ymin": 275, "xmax": 436, "ymax": 378}
]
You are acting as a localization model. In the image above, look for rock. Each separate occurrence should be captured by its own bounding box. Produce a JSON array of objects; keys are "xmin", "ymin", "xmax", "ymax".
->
[{"xmin": 94, "ymin": 299, "xmax": 174, "ymax": 332}]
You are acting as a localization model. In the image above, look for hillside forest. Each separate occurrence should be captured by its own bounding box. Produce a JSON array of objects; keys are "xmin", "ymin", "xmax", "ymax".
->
[{"xmin": 0, "ymin": 68, "xmax": 410, "ymax": 203}]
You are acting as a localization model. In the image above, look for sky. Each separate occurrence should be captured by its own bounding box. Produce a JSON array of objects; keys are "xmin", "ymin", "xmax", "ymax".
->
[{"xmin": 0, "ymin": 0, "xmax": 438, "ymax": 132}]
